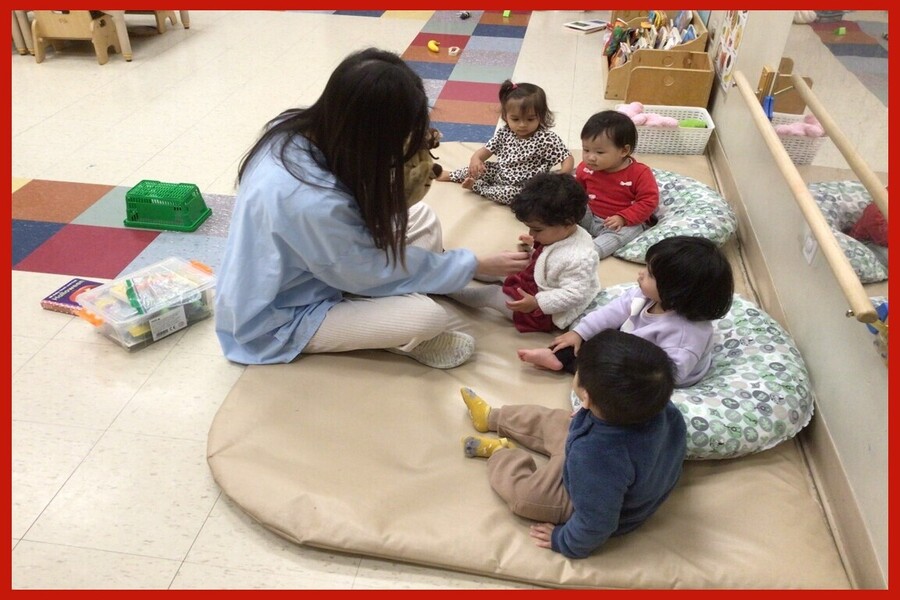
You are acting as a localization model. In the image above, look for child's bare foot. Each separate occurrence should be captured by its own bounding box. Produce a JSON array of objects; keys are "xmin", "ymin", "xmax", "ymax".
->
[
  {"xmin": 517, "ymin": 348, "xmax": 564, "ymax": 371},
  {"xmin": 436, "ymin": 171, "xmax": 451, "ymax": 182},
  {"xmin": 461, "ymin": 177, "xmax": 475, "ymax": 190}
]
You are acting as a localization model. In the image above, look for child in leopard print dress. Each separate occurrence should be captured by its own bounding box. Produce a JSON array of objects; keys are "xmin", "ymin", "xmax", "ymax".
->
[{"xmin": 437, "ymin": 80, "xmax": 573, "ymax": 205}]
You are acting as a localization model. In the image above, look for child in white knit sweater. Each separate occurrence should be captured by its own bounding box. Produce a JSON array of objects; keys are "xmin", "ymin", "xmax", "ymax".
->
[{"xmin": 449, "ymin": 172, "xmax": 600, "ymax": 333}]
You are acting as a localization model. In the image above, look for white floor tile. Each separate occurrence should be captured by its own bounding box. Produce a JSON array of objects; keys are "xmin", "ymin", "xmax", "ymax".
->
[
  {"xmin": 12, "ymin": 541, "xmax": 181, "ymax": 589},
  {"xmin": 13, "ymin": 338, "xmax": 174, "ymax": 429},
  {"xmin": 109, "ymin": 348, "xmax": 243, "ymax": 441},
  {"xmin": 171, "ymin": 562, "xmax": 352, "ymax": 589},
  {"xmin": 184, "ymin": 495, "xmax": 360, "ymax": 585},
  {"xmin": 11, "ymin": 336, "xmax": 48, "ymax": 375},
  {"xmin": 12, "ymin": 421, "xmax": 104, "ymax": 538},
  {"xmin": 23, "ymin": 431, "xmax": 218, "ymax": 561}
]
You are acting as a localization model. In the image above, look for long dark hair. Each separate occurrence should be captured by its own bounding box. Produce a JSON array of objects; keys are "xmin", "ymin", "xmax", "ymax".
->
[{"xmin": 238, "ymin": 48, "xmax": 431, "ymax": 266}]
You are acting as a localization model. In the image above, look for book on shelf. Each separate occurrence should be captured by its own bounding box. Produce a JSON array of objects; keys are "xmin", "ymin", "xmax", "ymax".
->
[
  {"xmin": 41, "ymin": 277, "xmax": 104, "ymax": 315},
  {"xmin": 563, "ymin": 19, "xmax": 608, "ymax": 33}
]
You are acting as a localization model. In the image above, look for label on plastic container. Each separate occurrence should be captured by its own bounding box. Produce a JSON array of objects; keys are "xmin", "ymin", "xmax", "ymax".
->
[{"xmin": 149, "ymin": 305, "xmax": 188, "ymax": 341}]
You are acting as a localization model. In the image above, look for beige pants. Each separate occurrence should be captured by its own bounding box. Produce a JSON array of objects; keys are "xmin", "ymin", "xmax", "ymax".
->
[
  {"xmin": 487, "ymin": 405, "xmax": 575, "ymax": 524},
  {"xmin": 304, "ymin": 203, "xmax": 463, "ymax": 354}
]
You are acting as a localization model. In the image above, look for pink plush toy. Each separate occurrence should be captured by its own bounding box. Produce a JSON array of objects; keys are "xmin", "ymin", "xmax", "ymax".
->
[
  {"xmin": 775, "ymin": 114, "xmax": 825, "ymax": 137},
  {"xmin": 643, "ymin": 113, "xmax": 679, "ymax": 128},
  {"xmin": 616, "ymin": 102, "xmax": 678, "ymax": 127},
  {"xmin": 802, "ymin": 114, "xmax": 825, "ymax": 137},
  {"xmin": 617, "ymin": 101, "xmax": 644, "ymax": 117}
]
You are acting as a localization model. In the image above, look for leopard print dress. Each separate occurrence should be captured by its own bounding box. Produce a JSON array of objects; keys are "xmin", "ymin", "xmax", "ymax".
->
[{"xmin": 448, "ymin": 125, "xmax": 570, "ymax": 205}]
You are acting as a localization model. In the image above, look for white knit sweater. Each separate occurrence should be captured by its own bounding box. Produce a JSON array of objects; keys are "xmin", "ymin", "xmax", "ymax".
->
[{"xmin": 533, "ymin": 226, "xmax": 601, "ymax": 329}]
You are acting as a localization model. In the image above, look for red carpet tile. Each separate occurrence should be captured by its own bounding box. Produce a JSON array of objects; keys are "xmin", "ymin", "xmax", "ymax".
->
[
  {"xmin": 439, "ymin": 80, "xmax": 503, "ymax": 103},
  {"xmin": 14, "ymin": 223, "xmax": 160, "ymax": 279}
]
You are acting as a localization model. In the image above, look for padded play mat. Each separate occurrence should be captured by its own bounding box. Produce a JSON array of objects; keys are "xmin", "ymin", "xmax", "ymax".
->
[{"xmin": 206, "ymin": 144, "xmax": 849, "ymax": 588}]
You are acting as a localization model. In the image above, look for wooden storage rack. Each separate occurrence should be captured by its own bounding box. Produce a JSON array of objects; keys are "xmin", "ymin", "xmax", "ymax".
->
[{"xmin": 604, "ymin": 10, "xmax": 713, "ymax": 107}]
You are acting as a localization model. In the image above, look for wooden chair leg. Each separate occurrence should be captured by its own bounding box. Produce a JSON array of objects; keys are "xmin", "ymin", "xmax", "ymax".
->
[
  {"xmin": 90, "ymin": 17, "xmax": 119, "ymax": 64},
  {"xmin": 153, "ymin": 11, "xmax": 176, "ymax": 34},
  {"xmin": 15, "ymin": 10, "xmax": 33, "ymax": 54},
  {"xmin": 12, "ymin": 12, "xmax": 28, "ymax": 55},
  {"xmin": 30, "ymin": 18, "xmax": 44, "ymax": 63},
  {"xmin": 179, "ymin": 10, "xmax": 190, "ymax": 29},
  {"xmin": 92, "ymin": 36, "xmax": 109, "ymax": 65}
]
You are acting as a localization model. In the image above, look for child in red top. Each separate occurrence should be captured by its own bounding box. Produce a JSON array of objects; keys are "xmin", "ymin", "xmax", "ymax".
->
[{"xmin": 576, "ymin": 111, "xmax": 659, "ymax": 258}]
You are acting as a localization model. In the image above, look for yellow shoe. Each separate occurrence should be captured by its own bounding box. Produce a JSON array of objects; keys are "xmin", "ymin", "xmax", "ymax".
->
[
  {"xmin": 462, "ymin": 435, "xmax": 513, "ymax": 458},
  {"xmin": 460, "ymin": 387, "xmax": 491, "ymax": 432}
]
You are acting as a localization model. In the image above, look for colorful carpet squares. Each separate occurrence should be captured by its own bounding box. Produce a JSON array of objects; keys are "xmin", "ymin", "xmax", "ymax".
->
[
  {"xmin": 809, "ymin": 18, "xmax": 888, "ymax": 105},
  {"xmin": 404, "ymin": 10, "xmax": 530, "ymax": 142},
  {"xmin": 12, "ymin": 11, "xmax": 532, "ymax": 279},
  {"xmin": 12, "ymin": 178, "xmax": 234, "ymax": 279}
]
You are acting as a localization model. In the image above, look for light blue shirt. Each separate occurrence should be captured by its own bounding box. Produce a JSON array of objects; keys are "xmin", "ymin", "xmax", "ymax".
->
[{"xmin": 215, "ymin": 135, "xmax": 478, "ymax": 364}]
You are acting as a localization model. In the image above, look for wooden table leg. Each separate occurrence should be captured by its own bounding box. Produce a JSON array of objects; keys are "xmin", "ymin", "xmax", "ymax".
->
[
  {"xmin": 100, "ymin": 10, "xmax": 131, "ymax": 61},
  {"xmin": 179, "ymin": 10, "xmax": 190, "ymax": 29}
]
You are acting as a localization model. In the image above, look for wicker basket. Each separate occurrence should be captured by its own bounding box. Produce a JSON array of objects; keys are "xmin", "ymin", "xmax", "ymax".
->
[
  {"xmin": 771, "ymin": 112, "xmax": 827, "ymax": 165},
  {"xmin": 616, "ymin": 104, "xmax": 715, "ymax": 155}
]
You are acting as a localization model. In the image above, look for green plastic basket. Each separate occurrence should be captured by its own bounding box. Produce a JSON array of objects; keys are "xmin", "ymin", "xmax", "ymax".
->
[{"xmin": 124, "ymin": 180, "xmax": 212, "ymax": 232}]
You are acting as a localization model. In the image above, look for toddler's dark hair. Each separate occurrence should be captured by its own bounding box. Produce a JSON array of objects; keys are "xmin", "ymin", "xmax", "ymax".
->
[
  {"xmin": 581, "ymin": 110, "xmax": 637, "ymax": 154},
  {"xmin": 499, "ymin": 80, "xmax": 554, "ymax": 128},
  {"xmin": 575, "ymin": 329, "xmax": 675, "ymax": 426},
  {"xmin": 511, "ymin": 173, "xmax": 587, "ymax": 226},
  {"xmin": 645, "ymin": 236, "xmax": 734, "ymax": 321}
]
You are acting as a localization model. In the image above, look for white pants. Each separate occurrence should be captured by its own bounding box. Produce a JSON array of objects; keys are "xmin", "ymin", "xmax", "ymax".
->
[{"xmin": 303, "ymin": 203, "xmax": 463, "ymax": 354}]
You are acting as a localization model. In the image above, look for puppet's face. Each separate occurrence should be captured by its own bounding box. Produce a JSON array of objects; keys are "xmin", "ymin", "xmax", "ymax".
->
[{"xmin": 403, "ymin": 128, "xmax": 442, "ymax": 207}]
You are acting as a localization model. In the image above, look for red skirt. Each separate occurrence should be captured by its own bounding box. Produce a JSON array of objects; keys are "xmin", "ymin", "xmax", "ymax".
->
[{"xmin": 502, "ymin": 244, "xmax": 555, "ymax": 333}]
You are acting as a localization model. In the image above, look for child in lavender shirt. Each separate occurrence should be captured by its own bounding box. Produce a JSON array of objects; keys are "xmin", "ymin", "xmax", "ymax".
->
[{"xmin": 518, "ymin": 236, "xmax": 734, "ymax": 387}]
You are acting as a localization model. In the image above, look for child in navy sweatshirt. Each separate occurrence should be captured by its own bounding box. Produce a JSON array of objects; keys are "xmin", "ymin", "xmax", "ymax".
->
[{"xmin": 460, "ymin": 328, "xmax": 686, "ymax": 558}]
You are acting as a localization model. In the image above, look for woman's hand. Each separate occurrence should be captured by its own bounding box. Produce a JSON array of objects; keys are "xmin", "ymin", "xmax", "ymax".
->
[
  {"xmin": 550, "ymin": 330, "xmax": 583, "ymax": 354},
  {"xmin": 475, "ymin": 251, "xmax": 530, "ymax": 279}
]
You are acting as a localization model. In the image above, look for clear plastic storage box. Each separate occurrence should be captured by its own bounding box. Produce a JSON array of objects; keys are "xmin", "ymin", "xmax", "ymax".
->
[{"xmin": 76, "ymin": 257, "xmax": 216, "ymax": 350}]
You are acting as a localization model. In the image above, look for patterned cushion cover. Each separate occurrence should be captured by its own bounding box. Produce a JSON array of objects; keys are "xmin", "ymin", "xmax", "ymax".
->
[
  {"xmin": 807, "ymin": 180, "xmax": 887, "ymax": 283},
  {"xmin": 571, "ymin": 284, "xmax": 814, "ymax": 460},
  {"xmin": 614, "ymin": 168, "xmax": 738, "ymax": 263}
]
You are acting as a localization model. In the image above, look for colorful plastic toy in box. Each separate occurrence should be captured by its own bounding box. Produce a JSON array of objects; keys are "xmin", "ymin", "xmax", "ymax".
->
[{"xmin": 76, "ymin": 257, "xmax": 216, "ymax": 350}]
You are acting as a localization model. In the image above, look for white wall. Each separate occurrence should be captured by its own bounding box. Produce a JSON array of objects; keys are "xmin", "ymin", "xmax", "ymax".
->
[{"xmin": 705, "ymin": 10, "xmax": 888, "ymax": 588}]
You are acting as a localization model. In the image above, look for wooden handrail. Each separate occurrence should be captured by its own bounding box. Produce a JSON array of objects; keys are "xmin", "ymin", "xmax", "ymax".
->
[
  {"xmin": 733, "ymin": 70, "xmax": 877, "ymax": 323},
  {"xmin": 789, "ymin": 73, "xmax": 888, "ymax": 219}
]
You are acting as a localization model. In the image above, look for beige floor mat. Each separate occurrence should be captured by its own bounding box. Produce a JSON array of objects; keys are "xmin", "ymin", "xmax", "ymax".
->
[{"xmin": 207, "ymin": 144, "xmax": 849, "ymax": 588}]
